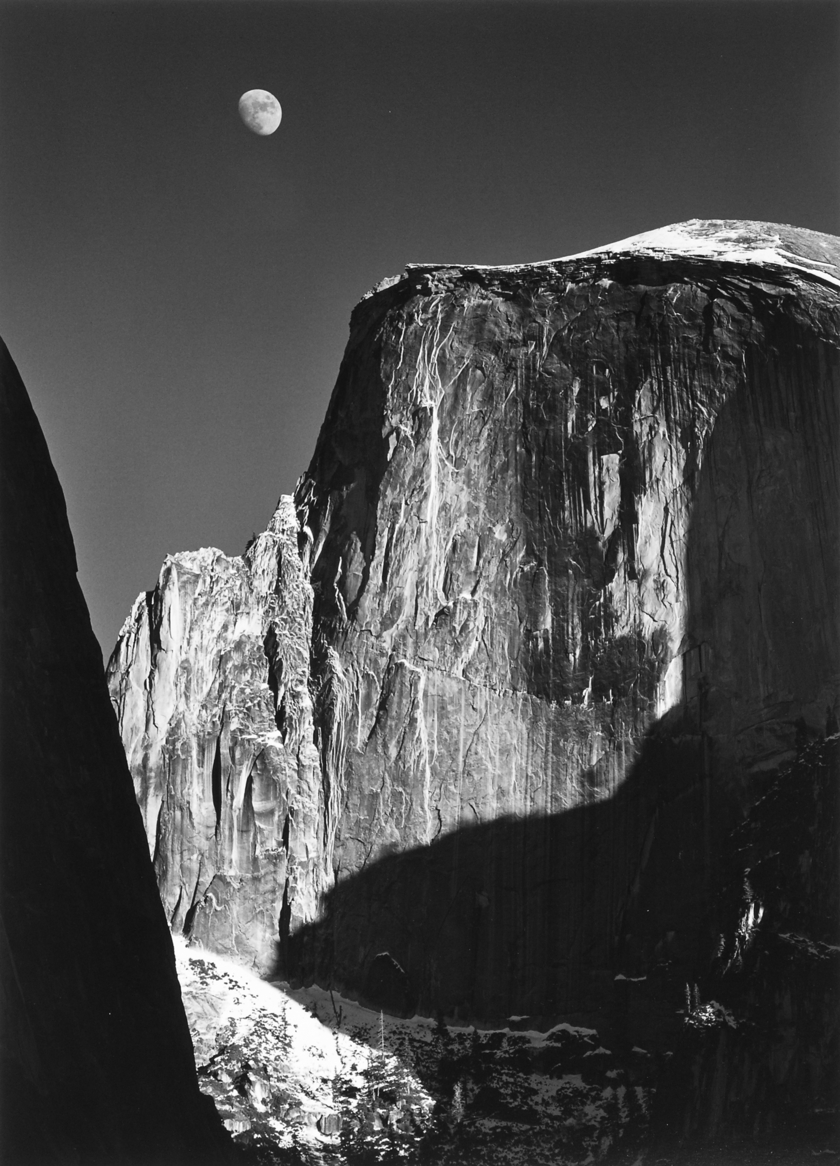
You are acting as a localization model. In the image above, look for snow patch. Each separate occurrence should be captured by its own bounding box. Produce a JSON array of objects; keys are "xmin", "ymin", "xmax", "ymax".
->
[{"xmin": 560, "ymin": 220, "xmax": 840, "ymax": 290}]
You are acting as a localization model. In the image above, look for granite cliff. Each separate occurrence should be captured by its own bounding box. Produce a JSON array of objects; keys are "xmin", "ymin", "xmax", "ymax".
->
[
  {"xmin": 108, "ymin": 220, "xmax": 839, "ymax": 1148},
  {"xmin": 0, "ymin": 340, "xmax": 233, "ymax": 1165}
]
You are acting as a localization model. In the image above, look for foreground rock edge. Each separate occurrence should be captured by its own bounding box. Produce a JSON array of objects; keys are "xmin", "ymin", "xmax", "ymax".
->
[{"xmin": 0, "ymin": 339, "xmax": 234, "ymax": 1165}]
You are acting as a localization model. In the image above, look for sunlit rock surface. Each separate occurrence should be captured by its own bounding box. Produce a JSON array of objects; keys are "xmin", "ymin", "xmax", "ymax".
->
[
  {"xmin": 0, "ymin": 340, "xmax": 232, "ymax": 1165},
  {"xmin": 108, "ymin": 220, "xmax": 839, "ymax": 1146},
  {"xmin": 109, "ymin": 498, "xmax": 325, "ymax": 972}
]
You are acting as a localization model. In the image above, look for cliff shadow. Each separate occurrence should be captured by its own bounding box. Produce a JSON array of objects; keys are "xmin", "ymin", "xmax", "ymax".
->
[{"xmin": 277, "ymin": 710, "xmax": 734, "ymax": 1042}]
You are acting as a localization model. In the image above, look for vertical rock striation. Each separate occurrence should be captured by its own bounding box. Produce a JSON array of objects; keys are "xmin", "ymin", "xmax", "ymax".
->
[
  {"xmin": 108, "ymin": 220, "xmax": 839, "ymax": 1041},
  {"xmin": 0, "ymin": 340, "xmax": 232, "ymax": 1165}
]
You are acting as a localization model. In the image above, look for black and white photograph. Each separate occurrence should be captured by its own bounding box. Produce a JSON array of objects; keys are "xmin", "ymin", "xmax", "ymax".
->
[{"xmin": 1, "ymin": 1, "xmax": 838, "ymax": 1163}]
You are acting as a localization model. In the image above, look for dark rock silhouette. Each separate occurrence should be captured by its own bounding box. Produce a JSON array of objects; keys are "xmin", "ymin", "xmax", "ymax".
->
[{"xmin": 0, "ymin": 340, "xmax": 233, "ymax": 1165}]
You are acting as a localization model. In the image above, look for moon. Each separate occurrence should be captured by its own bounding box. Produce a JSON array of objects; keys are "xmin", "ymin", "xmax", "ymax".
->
[{"xmin": 238, "ymin": 90, "xmax": 282, "ymax": 136}]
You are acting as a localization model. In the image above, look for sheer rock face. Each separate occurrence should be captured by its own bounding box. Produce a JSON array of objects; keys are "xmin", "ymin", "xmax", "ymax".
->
[
  {"xmin": 0, "ymin": 341, "xmax": 231, "ymax": 1165},
  {"xmin": 108, "ymin": 221, "xmax": 840, "ymax": 1026},
  {"xmin": 108, "ymin": 499, "xmax": 325, "ymax": 971}
]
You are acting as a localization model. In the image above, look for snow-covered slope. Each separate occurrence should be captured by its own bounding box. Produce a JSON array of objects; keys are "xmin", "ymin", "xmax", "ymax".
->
[
  {"xmin": 175, "ymin": 937, "xmax": 433, "ymax": 1160},
  {"xmin": 175, "ymin": 940, "xmax": 654, "ymax": 1164}
]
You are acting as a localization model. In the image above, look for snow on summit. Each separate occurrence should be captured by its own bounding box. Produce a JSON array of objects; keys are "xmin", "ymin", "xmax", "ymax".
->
[
  {"xmin": 561, "ymin": 218, "xmax": 840, "ymax": 288},
  {"xmin": 392, "ymin": 218, "xmax": 840, "ymax": 292}
]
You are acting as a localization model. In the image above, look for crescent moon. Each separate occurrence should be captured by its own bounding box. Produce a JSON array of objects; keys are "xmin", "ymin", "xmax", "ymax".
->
[{"xmin": 238, "ymin": 90, "xmax": 282, "ymax": 136}]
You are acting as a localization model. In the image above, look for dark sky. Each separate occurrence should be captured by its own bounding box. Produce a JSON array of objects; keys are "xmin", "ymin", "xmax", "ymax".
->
[{"xmin": 1, "ymin": 0, "xmax": 838, "ymax": 656}]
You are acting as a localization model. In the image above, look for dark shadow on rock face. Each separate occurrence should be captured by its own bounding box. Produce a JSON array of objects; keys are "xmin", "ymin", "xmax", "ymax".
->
[
  {"xmin": 648, "ymin": 734, "xmax": 839, "ymax": 1150},
  {"xmin": 279, "ymin": 716, "xmax": 727, "ymax": 1035}
]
